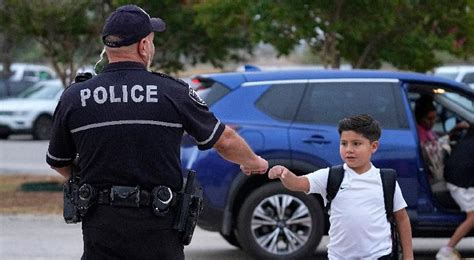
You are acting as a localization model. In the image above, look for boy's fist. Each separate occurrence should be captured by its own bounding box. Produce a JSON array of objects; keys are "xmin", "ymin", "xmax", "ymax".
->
[{"xmin": 268, "ymin": 165, "xmax": 288, "ymax": 179}]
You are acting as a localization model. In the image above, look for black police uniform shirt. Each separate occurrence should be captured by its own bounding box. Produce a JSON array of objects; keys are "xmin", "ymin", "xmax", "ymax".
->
[{"xmin": 46, "ymin": 61, "xmax": 225, "ymax": 229}]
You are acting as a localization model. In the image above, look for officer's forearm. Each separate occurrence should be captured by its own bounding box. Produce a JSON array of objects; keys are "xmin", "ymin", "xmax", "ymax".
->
[
  {"xmin": 213, "ymin": 126, "xmax": 260, "ymax": 167},
  {"xmin": 52, "ymin": 166, "xmax": 72, "ymax": 179}
]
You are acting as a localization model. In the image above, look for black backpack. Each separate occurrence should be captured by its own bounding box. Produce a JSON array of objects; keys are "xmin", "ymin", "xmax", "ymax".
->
[{"xmin": 325, "ymin": 165, "xmax": 400, "ymax": 259}]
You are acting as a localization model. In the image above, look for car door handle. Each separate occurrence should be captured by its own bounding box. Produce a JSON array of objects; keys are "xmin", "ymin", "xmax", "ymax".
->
[{"xmin": 302, "ymin": 135, "xmax": 331, "ymax": 144}]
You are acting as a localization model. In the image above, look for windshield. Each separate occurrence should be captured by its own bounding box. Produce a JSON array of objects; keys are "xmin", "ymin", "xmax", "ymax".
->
[
  {"xmin": 17, "ymin": 82, "xmax": 63, "ymax": 99},
  {"xmin": 444, "ymin": 92, "xmax": 474, "ymax": 114},
  {"xmin": 434, "ymin": 72, "xmax": 458, "ymax": 80}
]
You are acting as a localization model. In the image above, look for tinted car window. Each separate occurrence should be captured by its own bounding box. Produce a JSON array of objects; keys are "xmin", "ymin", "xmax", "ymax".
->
[
  {"xmin": 295, "ymin": 82, "xmax": 407, "ymax": 129},
  {"xmin": 39, "ymin": 71, "xmax": 53, "ymax": 80},
  {"xmin": 256, "ymin": 83, "xmax": 306, "ymax": 121},
  {"xmin": 461, "ymin": 73, "xmax": 474, "ymax": 84},
  {"xmin": 0, "ymin": 79, "xmax": 5, "ymax": 98},
  {"xmin": 197, "ymin": 82, "xmax": 230, "ymax": 107},
  {"xmin": 22, "ymin": 70, "xmax": 36, "ymax": 79}
]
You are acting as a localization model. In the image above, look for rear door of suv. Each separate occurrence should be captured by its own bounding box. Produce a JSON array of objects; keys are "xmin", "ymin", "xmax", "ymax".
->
[{"xmin": 288, "ymin": 79, "xmax": 419, "ymax": 207}]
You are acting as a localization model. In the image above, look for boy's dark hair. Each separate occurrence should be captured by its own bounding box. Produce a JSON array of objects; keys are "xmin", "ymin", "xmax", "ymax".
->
[
  {"xmin": 414, "ymin": 95, "xmax": 436, "ymax": 124},
  {"xmin": 338, "ymin": 114, "xmax": 381, "ymax": 142}
]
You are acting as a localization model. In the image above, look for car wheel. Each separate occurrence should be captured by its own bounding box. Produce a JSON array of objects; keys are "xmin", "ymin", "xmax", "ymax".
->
[
  {"xmin": 219, "ymin": 231, "xmax": 241, "ymax": 248},
  {"xmin": 33, "ymin": 115, "xmax": 53, "ymax": 140},
  {"xmin": 0, "ymin": 133, "xmax": 9, "ymax": 139},
  {"xmin": 236, "ymin": 182, "xmax": 324, "ymax": 259}
]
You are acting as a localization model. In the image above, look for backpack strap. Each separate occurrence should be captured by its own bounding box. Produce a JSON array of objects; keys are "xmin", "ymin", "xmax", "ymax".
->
[
  {"xmin": 325, "ymin": 166, "xmax": 398, "ymax": 219},
  {"xmin": 380, "ymin": 168, "xmax": 400, "ymax": 258},
  {"xmin": 380, "ymin": 168, "xmax": 397, "ymax": 221},
  {"xmin": 325, "ymin": 165, "xmax": 345, "ymax": 214}
]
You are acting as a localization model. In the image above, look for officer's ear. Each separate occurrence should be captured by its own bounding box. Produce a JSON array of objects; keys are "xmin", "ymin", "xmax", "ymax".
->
[
  {"xmin": 138, "ymin": 34, "xmax": 154, "ymax": 56},
  {"xmin": 138, "ymin": 38, "xmax": 147, "ymax": 56}
]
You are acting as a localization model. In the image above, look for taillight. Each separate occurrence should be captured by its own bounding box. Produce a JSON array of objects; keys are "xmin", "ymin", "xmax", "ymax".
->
[{"xmin": 192, "ymin": 77, "xmax": 212, "ymax": 91}]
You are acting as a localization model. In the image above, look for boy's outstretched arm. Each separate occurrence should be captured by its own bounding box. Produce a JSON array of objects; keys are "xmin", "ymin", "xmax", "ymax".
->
[
  {"xmin": 394, "ymin": 208, "xmax": 414, "ymax": 260},
  {"xmin": 268, "ymin": 165, "xmax": 310, "ymax": 192}
]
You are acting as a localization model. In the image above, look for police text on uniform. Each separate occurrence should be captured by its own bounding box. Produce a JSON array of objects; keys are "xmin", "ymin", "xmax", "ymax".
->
[{"xmin": 80, "ymin": 85, "xmax": 158, "ymax": 107}]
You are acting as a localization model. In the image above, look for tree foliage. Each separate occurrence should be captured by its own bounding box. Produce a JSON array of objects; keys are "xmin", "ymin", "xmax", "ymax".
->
[
  {"xmin": 194, "ymin": 0, "xmax": 474, "ymax": 71},
  {"xmin": 1, "ymin": 0, "xmax": 257, "ymax": 83},
  {"xmin": 1, "ymin": 0, "xmax": 473, "ymax": 86},
  {"xmin": 110, "ymin": 0, "xmax": 254, "ymax": 73},
  {"xmin": 0, "ymin": 0, "xmax": 107, "ymax": 86}
]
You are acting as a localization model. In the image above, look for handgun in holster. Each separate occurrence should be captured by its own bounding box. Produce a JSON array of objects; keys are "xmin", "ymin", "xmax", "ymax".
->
[
  {"xmin": 63, "ymin": 159, "xmax": 95, "ymax": 223},
  {"xmin": 174, "ymin": 170, "xmax": 203, "ymax": 245},
  {"xmin": 63, "ymin": 175, "xmax": 82, "ymax": 223}
]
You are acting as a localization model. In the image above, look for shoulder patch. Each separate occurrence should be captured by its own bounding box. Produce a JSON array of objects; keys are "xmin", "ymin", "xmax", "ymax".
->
[
  {"xmin": 188, "ymin": 87, "xmax": 207, "ymax": 107},
  {"xmin": 152, "ymin": 71, "xmax": 188, "ymax": 87}
]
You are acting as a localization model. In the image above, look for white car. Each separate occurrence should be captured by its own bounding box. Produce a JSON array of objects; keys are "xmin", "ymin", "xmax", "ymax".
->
[
  {"xmin": 0, "ymin": 63, "xmax": 57, "ymax": 98},
  {"xmin": 434, "ymin": 65, "xmax": 474, "ymax": 90},
  {"xmin": 0, "ymin": 80, "xmax": 63, "ymax": 140},
  {"xmin": 0, "ymin": 63, "xmax": 56, "ymax": 82}
]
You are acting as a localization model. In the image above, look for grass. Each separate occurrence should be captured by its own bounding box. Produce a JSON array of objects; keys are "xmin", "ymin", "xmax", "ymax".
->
[{"xmin": 0, "ymin": 175, "xmax": 64, "ymax": 214}]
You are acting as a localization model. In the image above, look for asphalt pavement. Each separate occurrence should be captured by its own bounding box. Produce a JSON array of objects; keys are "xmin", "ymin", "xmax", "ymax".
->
[
  {"xmin": 2, "ymin": 214, "xmax": 474, "ymax": 259},
  {"xmin": 1, "ymin": 136, "xmax": 474, "ymax": 259},
  {"xmin": 0, "ymin": 214, "xmax": 251, "ymax": 260},
  {"xmin": 0, "ymin": 137, "xmax": 54, "ymax": 176}
]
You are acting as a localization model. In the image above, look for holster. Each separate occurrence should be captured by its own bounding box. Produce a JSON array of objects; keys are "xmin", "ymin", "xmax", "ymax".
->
[
  {"xmin": 173, "ymin": 170, "xmax": 203, "ymax": 245},
  {"xmin": 63, "ymin": 175, "xmax": 82, "ymax": 223},
  {"xmin": 63, "ymin": 176, "xmax": 96, "ymax": 223}
]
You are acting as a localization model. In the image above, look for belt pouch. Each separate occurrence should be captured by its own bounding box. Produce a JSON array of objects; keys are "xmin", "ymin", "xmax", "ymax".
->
[{"xmin": 110, "ymin": 186, "xmax": 140, "ymax": 207}]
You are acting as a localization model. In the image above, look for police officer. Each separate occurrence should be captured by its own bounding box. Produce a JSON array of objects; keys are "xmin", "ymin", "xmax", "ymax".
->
[{"xmin": 46, "ymin": 4, "xmax": 268, "ymax": 259}]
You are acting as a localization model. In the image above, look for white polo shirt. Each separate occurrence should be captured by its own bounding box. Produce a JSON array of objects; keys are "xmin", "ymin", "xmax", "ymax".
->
[{"xmin": 305, "ymin": 163, "xmax": 407, "ymax": 259}]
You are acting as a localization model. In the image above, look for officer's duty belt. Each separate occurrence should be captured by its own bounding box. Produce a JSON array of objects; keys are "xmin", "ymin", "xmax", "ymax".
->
[{"xmin": 97, "ymin": 186, "xmax": 153, "ymax": 207}]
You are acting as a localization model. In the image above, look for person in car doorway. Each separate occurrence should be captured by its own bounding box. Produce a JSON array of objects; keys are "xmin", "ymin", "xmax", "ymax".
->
[
  {"xmin": 436, "ymin": 126, "xmax": 474, "ymax": 260},
  {"xmin": 46, "ymin": 4, "xmax": 268, "ymax": 259},
  {"xmin": 414, "ymin": 95, "xmax": 469, "ymax": 182},
  {"xmin": 268, "ymin": 114, "xmax": 413, "ymax": 259}
]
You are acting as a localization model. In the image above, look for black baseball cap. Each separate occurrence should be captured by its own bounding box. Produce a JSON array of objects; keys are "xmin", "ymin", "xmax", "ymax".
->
[{"xmin": 102, "ymin": 4, "xmax": 166, "ymax": 48}]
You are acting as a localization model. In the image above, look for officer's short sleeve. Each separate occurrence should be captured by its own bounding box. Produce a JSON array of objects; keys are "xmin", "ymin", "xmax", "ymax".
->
[
  {"xmin": 46, "ymin": 99, "xmax": 76, "ymax": 168},
  {"xmin": 179, "ymin": 87, "xmax": 225, "ymax": 150}
]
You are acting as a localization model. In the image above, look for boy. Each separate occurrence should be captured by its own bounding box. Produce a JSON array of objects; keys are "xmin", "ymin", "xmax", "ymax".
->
[{"xmin": 268, "ymin": 114, "xmax": 413, "ymax": 259}]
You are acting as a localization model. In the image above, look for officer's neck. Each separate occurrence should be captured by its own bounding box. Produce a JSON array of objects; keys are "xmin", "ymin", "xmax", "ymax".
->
[
  {"xmin": 106, "ymin": 51, "xmax": 146, "ymax": 66},
  {"xmin": 108, "ymin": 56, "xmax": 146, "ymax": 66}
]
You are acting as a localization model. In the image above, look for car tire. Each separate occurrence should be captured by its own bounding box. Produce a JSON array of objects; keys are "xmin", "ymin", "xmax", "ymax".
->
[
  {"xmin": 0, "ymin": 133, "xmax": 9, "ymax": 139},
  {"xmin": 219, "ymin": 231, "xmax": 241, "ymax": 248},
  {"xmin": 236, "ymin": 182, "xmax": 324, "ymax": 259},
  {"xmin": 33, "ymin": 115, "xmax": 53, "ymax": 140}
]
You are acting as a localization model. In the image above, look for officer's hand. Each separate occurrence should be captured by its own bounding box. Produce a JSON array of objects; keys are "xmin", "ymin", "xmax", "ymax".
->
[{"xmin": 240, "ymin": 156, "xmax": 268, "ymax": 175}]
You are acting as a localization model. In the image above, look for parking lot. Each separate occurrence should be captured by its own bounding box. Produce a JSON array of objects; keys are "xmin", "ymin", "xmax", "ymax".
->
[
  {"xmin": 1, "ymin": 136, "xmax": 474, "ymax": 259},
  {"xmin": 2, "ymin": 214, "xmax": 474, "ymax": 259}
]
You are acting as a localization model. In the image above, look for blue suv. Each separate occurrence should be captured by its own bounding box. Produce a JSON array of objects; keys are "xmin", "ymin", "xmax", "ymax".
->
[{"xmin": 180, "ymin": 68, "xmax": 474, "ymax": 258}]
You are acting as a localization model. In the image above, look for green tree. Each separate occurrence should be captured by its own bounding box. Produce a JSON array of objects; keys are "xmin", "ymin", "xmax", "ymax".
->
[
  {"xmin": 110, "ymin": 0, "xmax": 254, "ymax": 73},
  {"xmin": 194, "ymin": 0, "xmax": 474, "ymax": 72},
  {"xmin": 0, "ymin": 0, "xmax": 23, "ymax": 79},
  {"xmin": 0, "ymin": 0, "xmax": 108, "ymax": 86}
]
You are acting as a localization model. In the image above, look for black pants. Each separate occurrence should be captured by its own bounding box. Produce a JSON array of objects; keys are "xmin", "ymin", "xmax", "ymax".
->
[{"xmin": 81, "ymin": 226, "xmax": 184, "ymax": 260}]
